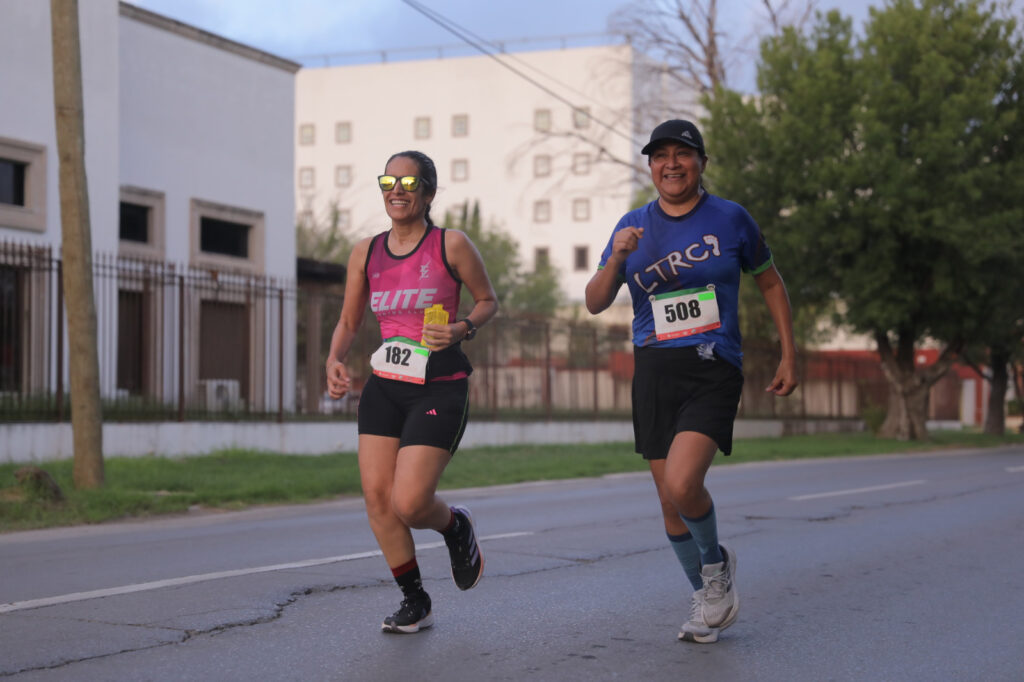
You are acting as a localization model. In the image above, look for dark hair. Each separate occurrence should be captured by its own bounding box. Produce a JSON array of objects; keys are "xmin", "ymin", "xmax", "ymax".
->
[{"xmin": 386, "ymin": 150, "xmax": 438, "ymax": 226}]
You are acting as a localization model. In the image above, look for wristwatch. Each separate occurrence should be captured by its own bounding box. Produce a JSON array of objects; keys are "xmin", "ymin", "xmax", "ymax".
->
[{"xmin": 459, "ymin": 318, "xmax": 477, "ymax": 341}]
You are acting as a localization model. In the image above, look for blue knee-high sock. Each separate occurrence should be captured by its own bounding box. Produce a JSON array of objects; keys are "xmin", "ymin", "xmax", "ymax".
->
[
  {"xmin": 667, "ymin": 531, "xmax": 703, "ymax": 591},
  {"xmin": 680, "ymin": 503, "xmax": 724, "ymax": 566}
]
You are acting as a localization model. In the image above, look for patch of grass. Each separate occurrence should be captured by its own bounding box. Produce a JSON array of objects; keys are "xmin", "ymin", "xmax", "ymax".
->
[{"xmin": 2, "ymin": 430, "xmax": 1021, "ymax": 533}]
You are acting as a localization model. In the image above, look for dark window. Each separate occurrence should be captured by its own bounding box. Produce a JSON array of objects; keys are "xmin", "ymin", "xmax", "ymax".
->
[
  {"xmin": 200, "ymin": 217, "xmax": 249, "ymax": 258},
  {"xmin": 0, "ymin": 265, "xmax": 23, "ymax": 391},
  {"xmin": 117, "ymin": 290, "xmax": 144, "ymax": 393},
  {"xmin": 119, "ymin": 202, "xmax": 150, "ymax": 243},
  {"xmin": 574, "ymin": 246, "xmax": 589, "ymax": 271},
  {"xmin": 0, "ymin": 159, "xmax": 27, "ymax": 206},
  {"xmin": 535, "ymin": 247, "xmax": 550, "ymax": 269}
]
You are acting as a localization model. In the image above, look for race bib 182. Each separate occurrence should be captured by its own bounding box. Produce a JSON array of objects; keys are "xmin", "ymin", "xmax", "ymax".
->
[{"xmin": 370, "ymin": 338, "xmax": 430, "ymax": 384}]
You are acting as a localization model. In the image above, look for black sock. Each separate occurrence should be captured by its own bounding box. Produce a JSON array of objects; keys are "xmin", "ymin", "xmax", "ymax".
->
[{"xmin": 391, "ymin": 558, "xmax": 426, "ymax": 599}]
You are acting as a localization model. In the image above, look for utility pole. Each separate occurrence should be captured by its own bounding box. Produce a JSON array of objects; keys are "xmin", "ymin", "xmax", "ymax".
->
[{"xmin": 51, "ymin": 0, "xmax": 104, "ymax": 488}]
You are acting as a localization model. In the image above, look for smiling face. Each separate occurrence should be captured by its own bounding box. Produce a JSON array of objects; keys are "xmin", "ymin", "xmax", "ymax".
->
[
  {"xmin": 648, "ymin": 141, "xmax": 707, "ymax": 212},
  {"xmin": 381, "ymin": 155, "xmax": 434, "ymax": 225}
]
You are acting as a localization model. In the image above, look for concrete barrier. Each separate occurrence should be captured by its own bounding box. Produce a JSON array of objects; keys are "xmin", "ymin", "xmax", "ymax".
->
[{"xmin": 1, "ymin": 417, "xmax": 871, "ymax": 463}]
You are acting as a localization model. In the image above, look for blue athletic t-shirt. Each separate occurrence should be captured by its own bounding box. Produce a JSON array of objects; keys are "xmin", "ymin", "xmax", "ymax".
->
[{"xmin": 597, "ymin": 193, "xmax": 773, "ymax": 369}]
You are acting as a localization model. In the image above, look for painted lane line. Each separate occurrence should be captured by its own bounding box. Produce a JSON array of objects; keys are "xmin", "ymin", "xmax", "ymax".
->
[
  {"xmin": 1007, "ymin": 465, "xmax": 1024, "ymax": 473},
  {"xmin": 788, "ymin": 480, "xmax": 926, "ymax": 501},
  {"xmin": 0, "ymin": 531, "xmax": 532, "ymax": 615}
]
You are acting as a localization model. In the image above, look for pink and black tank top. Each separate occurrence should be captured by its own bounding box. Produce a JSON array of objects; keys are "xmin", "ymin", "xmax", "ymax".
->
[{"xmin": 365, "ymin": 224, "xmax": 472, "ymax": 381}]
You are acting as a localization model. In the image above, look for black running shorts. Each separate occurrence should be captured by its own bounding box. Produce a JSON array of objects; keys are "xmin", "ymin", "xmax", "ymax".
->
[
  {"xmin": 357, "ymin": 375, "xmax": 470, "ymax": 454},
  {"xmin": 631, "ymin": 345, "xmax": 744, "ymax": 459}
]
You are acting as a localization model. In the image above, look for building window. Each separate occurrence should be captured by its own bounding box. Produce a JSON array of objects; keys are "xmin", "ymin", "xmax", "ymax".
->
[
  {"xmin": 119, "ymin": 186, "xmax": 165, "ymax": 259},
  {"xmin": 120, "ymin": 203, "xmax": 148, "ymax": 243},
  {"xmin": 533, "ymin": 155, "xmax": 551, "ymax": 178},
  {"xmin": 0, "ymin": 264, "xmax": 24, "ymax": 391},
  {"xmin": 200, "ymin": 217, "xmax": 249, "ymax": 258},
  {"xmin": 337, "ymin": 209, "xmax": 351, "ymax": 231},
  {"xmin": 335, "ymin": 165, "xmax": 352, "ymax": 188},
  {"xmin": 335, "ymin": 121, "xmax": 352, "ymax": 144},
  {"xmin": 298, "ymin": 123, "xmax": 315, "ymax": 145},
  {"xmin": 534, "ymin": 247, "xmax": 550, "ymax": 269},
  {"xmin": 190, "ymin": 199, "xmax": 265, "ymax": 273},
  {"xmin": 414, "ymin": 116, "xmax": 431, "ymax": 140},
  {"xmin": 0, "ymin": 159, "xmax": 25, "ymax": 206},
  {"xmin": 572, "ymin": 153, "xmax": 591, "ymax": 175},
  {"xmin": 533, "ymin": 200, "xmax": 551, "ymax": 223},
  {"xmin": 572, "ymin": 198, "xmax": 591, "ymax": 221},
  {"xmin": 574, "ymin": 245, "xmax": 589, "ymax": 271},
  {"xmin": 298, "ymin": 167, "xmax": 315, "ymax": 189},
  {"xmin": 452, "ymin": 159, "xmax": 468, "ymax": 182},
  {"xmin": 452, "ymin": 114, "xmax": 469, "ymax": 137},
  {"xmin": 0, "ymin": 136, "xmax": 46, "ymax": 232},
  {"xmin": 573, "ymin": 107, "xmax": 591, "ymax": 129},
  {"xmin": 117, "ymin": 288, "xmax": 147, "ymax": 395},
  {"xmin": 534, "ymin": 108, "xmax": 552, "ymax": 132}
]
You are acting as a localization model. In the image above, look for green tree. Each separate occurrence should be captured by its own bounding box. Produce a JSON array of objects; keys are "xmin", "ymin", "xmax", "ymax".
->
[
  {"xmin": 705, "ymin": 0, "xmax": 1022, "ymax": 440},
  {"xmin": 296, "ymin": 201, "xmax": 354, "ymax": 265},
  {"xmin": 961, "ymin": 44, "xmax": 1024, "ymax": 434},
  {"xmin": 443, "ymin": 201, "xmax": 564, "ymax": 316}
]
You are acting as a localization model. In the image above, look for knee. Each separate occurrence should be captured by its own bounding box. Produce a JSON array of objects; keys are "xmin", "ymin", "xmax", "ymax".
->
[
  {"xmin": 363, "ymin": 487, "xmax": 392, "ymax": 521},
  {"xmin": 391, "ymin": 490, "xmax": 433, "ymax": 528},
  {"xmin": 665, "ymin": 478, "xmax": 704, "ymax": 507}
]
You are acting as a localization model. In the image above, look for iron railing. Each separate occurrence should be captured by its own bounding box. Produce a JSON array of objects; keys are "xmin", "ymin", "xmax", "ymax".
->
[{"xmin": 1, "ymin": 240, "xmax": 957, "ymax": 424}]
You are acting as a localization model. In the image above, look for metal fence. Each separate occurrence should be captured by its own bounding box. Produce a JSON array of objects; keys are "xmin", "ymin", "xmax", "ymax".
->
[{"xmin": 2, "ymin": 241, "xmax": 956, "ymax": 424}]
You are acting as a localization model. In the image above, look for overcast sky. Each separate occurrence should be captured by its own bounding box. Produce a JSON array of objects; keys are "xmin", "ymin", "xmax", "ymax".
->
[{"xmin": 129, "ymin": 0, "xmax": 876, "ymax": 90}]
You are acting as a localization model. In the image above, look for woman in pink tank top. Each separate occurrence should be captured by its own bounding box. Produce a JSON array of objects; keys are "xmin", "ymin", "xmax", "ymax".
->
[{"xmin": 325, "ymin": 151, "xmax": 498, "ymax": 634}]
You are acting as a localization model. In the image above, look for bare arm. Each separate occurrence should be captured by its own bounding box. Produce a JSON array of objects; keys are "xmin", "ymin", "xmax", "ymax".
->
[
  {"xmin": 585, "ymin": 226, "xmax": 643, "ymax": 314},
  {"xmin": 754, "ymin": 263, "xmax": 799, "ymax": 396},
  {"xmin": 325, "ymin": 238, "xmax": 372, "ymax": 399},
  {"xmin": 420, "ymin": 230, "xmax": 498, "ymax": 350}
]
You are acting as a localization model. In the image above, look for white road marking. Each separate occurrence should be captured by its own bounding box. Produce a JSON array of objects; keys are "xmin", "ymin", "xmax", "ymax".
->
[
  {"xmin": 0, "ymin": 531, "xmax": 532, "ymax": 615},
  {"xmin": 1006, "ymin": 465, "xmax": 1024, "ymax": 473},
  {"xmin": 788, "ymin": 480, "xmax": 926, "ymax": 501}
]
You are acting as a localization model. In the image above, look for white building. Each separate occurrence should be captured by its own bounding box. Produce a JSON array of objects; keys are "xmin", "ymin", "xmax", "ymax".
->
[
  {"xmin": 295, "ymin": 43, "xmax": 689, "ymax": 304},
  {"xmin": 0, "ymin": 1, "xmax": 299, "ymax": 411}
]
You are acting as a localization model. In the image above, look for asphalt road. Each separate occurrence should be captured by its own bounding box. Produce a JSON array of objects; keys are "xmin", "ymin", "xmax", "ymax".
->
[{"xmin": 1, "ymin": 446, "xmax": 1023, "ymax": 681}]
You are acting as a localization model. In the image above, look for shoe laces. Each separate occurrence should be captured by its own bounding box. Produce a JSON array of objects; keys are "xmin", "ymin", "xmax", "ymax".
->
[
  {"xmin": 688, "ymin": 589, "xmax": 708, "ymax": 625},
  {"xmin": 397, "ymin": 593, "xmax": 427, "ymax": 615},
  {"xmin": 702, "ymin": 565, "xmax": 729, "ymax": 601}
]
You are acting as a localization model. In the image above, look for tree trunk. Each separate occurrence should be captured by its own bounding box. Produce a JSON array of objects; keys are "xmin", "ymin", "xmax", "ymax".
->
[
  {"xmin": 51, "ymin": 0, "xmax": 104, "ymax": 488},
  {"xmin": 983, "ymin": 348, "xmax": 1009, "ymax": 436},
  {"xmin": 878, "ymin": 372, "xmax": 931, "ymax": 440},
  {"xmin": 875, "ymin": 332, "xmax": 958, "ymax": 441},
  {"xmin": 1014, "ymin": 363, "xmax": 1024, "ymax": 434}
]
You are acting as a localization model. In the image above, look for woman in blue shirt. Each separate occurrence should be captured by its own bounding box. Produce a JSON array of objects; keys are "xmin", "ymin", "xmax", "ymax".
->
[{"xmin": 586, "ymin": 119, "xmax": 799, "ymax": 643}]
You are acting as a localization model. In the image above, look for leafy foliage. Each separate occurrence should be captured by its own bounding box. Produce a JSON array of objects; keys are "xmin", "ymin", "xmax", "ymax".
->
[
  {"xmin": 296, "ymin": 201, "xmax": 355, "ymax": 265},
  {"xmin": 704, "ymin": 0, "xmax": 1024, "ymax": 438},
  {"xmin": 443, "ymin": 200, "xmax": 565, "ymax": 316}
]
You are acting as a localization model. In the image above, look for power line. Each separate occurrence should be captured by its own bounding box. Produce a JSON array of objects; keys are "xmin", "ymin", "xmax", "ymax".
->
[{"xmin": 399, "ymin": 0, "xmax": 642, "ymax": 149}]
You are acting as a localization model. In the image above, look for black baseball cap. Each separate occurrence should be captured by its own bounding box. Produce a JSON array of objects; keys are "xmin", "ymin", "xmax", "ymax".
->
[{"xmin": 641, "ymin": 119, "xmax": 705, "ymax": 156}]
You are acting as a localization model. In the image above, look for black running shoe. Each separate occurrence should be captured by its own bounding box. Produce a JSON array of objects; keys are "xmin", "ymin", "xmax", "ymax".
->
[
  {"xmin": 444, "ymin": 505, "xmax": 484, "ymax": 590},
  {"xmin": 381, "ymin": 592, "xmax": 433, "ymax": 634}
]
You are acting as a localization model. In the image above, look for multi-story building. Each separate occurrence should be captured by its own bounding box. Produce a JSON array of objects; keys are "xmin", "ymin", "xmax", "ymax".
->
[
  {"xmin": 295, "ymin": 42, "xmax": 691, "ymax": 305},
  {"xmin": 0, "ymin": 1, "xmax": 298, "ymax": 411}
]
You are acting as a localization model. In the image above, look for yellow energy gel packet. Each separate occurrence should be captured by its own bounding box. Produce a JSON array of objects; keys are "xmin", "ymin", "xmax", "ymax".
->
[{"xmin": 421, "ymin": 304, "xmax": 449, "ymax": 346}]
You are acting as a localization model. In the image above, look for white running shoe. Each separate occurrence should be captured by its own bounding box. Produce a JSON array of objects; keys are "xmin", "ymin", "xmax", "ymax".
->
[
  {"xmin": 700, "ymin": 544, "xmax": 739, "ymax": 630},
  {"xmin": 678, "ymin": 588, "xmax": 719, "ymax": 644}
]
